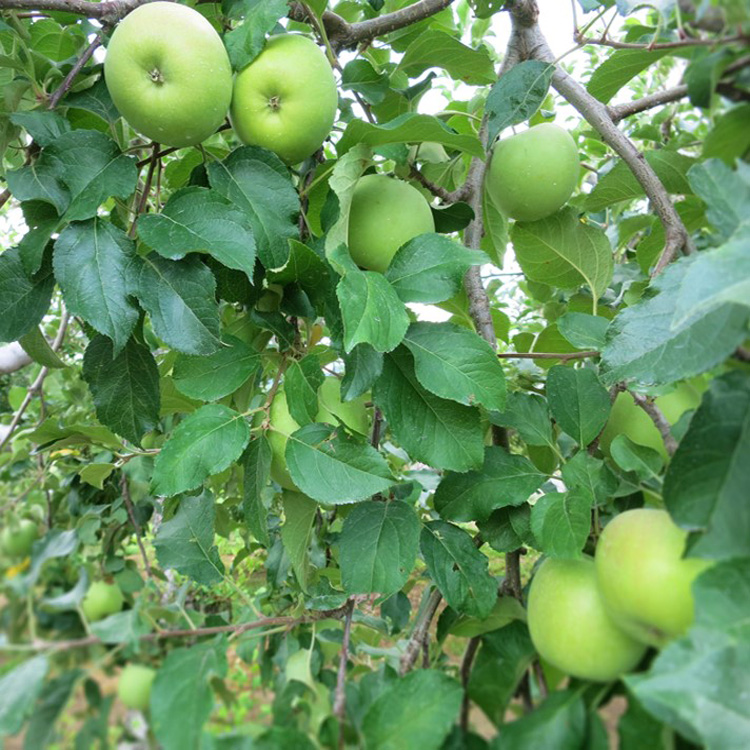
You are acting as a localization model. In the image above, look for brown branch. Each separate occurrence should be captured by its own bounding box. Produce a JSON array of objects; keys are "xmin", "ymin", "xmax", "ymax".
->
[
  {"xmin": 0, "ymin": 188, "xmax": 11, "ymax": 210},
  {"xmin": 129, "ymin": 142, "xmax": 159, "ymax": 237},
  {"xmin": 48, "ymin": 31, "xmax": 103, "ymax": 109},
  {"xmin": 409, "ymin": 165, "xmax": 465, "ymax": 203},
  {"xmin": 574, "ymin": 32, "xmax": 747, "ymax": 50},
  {"xmin": 631, "ymin": 392, "xmax": 678, "ymax": 456},
  {"xmin": 497, "ymin": 350, "xmax": 599, "ymax": 361},
  {"xmin": 399, "ymin": 587, "xmax": 442, "ymax": 675},
  {"xmin": 459, "ymin": 636, "xmax": 481, "ymax": 731},
  {"xmin": 609, "ymin": 84, "xmax": 689, "ymax": 123},
  {"xmin": 120, "ymin": 473, "xmax": 153, "ymax": 581},
  {"xmin": 0, "ymin": 0, "xmax": 143, "ymax": 24},
  {"xmin": 334, "ymin": 598, "xmax": 355, "ymax": 748}
]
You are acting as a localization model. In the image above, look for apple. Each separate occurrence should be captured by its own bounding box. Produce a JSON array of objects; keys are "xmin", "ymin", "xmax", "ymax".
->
[
  {"xmin": 527, "ymin": 557, "xmax": 647, "ymax": 682},
  {"xmin": 347, "ymin": 174, "xmax": 435, "ymax": 272},
  {"xmin": 595, "ymin": 508, "xmax": 713, "ymax": 647},
  {"xmin": 81, "ymin": 581, "xmax": 124, "ymax": 622},
  {"xmin": 118, "ymin": 664, "xmax": 157, "ymax": 711},
  {"xmin": 0, "ymin": 519, "xmax": 38, "ymax": 559},
  {"xmin": 485, "ymin": 123, "xmax": 580, "ymax": 222},
  {"xmin": 231, "ymin": 34, "xmax": 337, "ymax": 165},
  {"xmin": 268, "ymin": 377, "xmax": 369, "ymax": 490},
  {"xmin": 104, "ymin": 2, "xmax": 233, "ymax": 148}
]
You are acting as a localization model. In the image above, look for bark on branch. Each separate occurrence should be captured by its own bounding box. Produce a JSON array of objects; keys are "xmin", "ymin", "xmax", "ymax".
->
[{"xmin": 0, "ymin": 0, "xmax": 143, "ymax": 24}]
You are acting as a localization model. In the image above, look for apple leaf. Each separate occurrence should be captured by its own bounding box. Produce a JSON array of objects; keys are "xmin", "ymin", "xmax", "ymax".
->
[
  {"xmin": 530, "ymin": 490, "xmax": 592, "ymax": 559},
  {"xmin": 385, "ymin": 233, "xmax": 488, "ymax": 304},
  {"xmin": 587, "ymin": 49, "xmax": 671, "ymax": 104},
  {"xmin": 341, "ymin": 59, "xmax": 391, "ymax": 105},
  {"xmin": 702, "ymin": 103, "xmax": 750, "ymax": 166},
  {"xmin": 151, "ymin": 405, "xmax": 250, "ymax": 496},
  {"xmin": 362, "ymin": 670, "xmax": 463, "ymax": 750},
  {"xmin": 479, "ymin": 505, "xmax": 534, "ymax": 554},
  {"xmin": 173, "ymin": 335, "xmax": 260, "ymax": 403},
  {"xmin": 337, "ymin": 269, "xmax": 410, "ymax": 353},
  {"xmin": 137, "ymin": 187, "xmax": 257, "ymax": 280},
  {"xmin": 208, "ymin": 146, "xmax": 298, "ymax": 271},
  {"xmin": 340, "ymin": 500, "xmax": 420, "ymax": 596},
  {"xmin": 284, "ymin": 355, "xmax": 325, "ymax": 426},
  {"xmin": 610, "ymin": 435, "xmax": 664, "ymax": 479},
  {"xmin": 557, "ymin": 312, "xmax": 610, "ymax": 350},
  {"xmin": 341, "ymin": 344, "xmax": 383, "ymax": 401},
  {"xmin": 5, "ymin": 156, "xmax": 68, "ymax": 215},
  {"xmin": 18, "ymin": 326, "xmax": 66, "ymax": 369},
  {"xmin": 134, "ymin": 254, "xmax": 222, "ymax": 356},
  {"xmin": 280, "ymin": 492, "xmax": 317, "ymax": 592},
  {"xmin": 0, "ymin": 246, "xmax": 55, "ymax": 343},
  {"xmin": 89, "ymin": 609, "xmax": 151, "ymax": 646},
  {"xmin": 82, "ymin": 335, "xmax": 160, "ymax": 446},
  {"xmin": 511, "ymin": 208, "xmax": 614, "ymax": 301},
  {"xmin": 546, "ymin": 365, "xmax": 611, "ymax": 447},
  {"xmin": 663, "ymin": 372, "xmax": 750, "ymax": 560},
  {"xmin": 0, "ymin": 656, "xmax": 49, "ymax": 736},
  {"xmin": 153, "ymin": 491, "xmax": 225, "ymax": 585},
  {"xmin": 434, "ymin": 446, "xmax": 546, "ymax": 523},
  {"xmin": 403, "ymin": 322, "xmax": 506, "ymax": 411},
  {"xmin": 224, "ymin": 0, "xmax": 289, "ymax": 70},
  {"xmin": 373, "ymin": 348, "xmax": 484, "ymax": 472},
  {"xmin": 22, "ymin": 669, "xmax": 81, "ymax": 750},
  {"xmin": 561, "ymin": 452, "xmax": 618, "ymax": 505},
  {"xmin": 242, "ymin": 436, "xmax": 271, "ymax": 547},
  {"xmin": 285, "ymin": 423, "xmax": 395, "ymax": 504},
  {"xmin": 9, "ymin": 110, "xmax": 70, "ymax": 146},
  {"xmin": 688, "ymin": 159, "xmax": 750, "ymax": 242},
  {"xmin": 421, "ymin": 521, "xmax": 497, "ymax": 619},
  {"xmin": 53, "ymin": 219, "xmax": 140, "ymax": 355},
  {"xmin": 267, "ymin": 239, "xmax": 330, "ymax": 292},
  {"xmin": 490, "ymin": 392, "xmax": 556, "ymax": 449}
]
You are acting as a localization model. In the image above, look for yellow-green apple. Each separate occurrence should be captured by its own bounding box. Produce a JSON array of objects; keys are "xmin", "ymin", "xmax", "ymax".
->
[
  {"xmin": 81, "ymin": 581, "xmax": 124, "ymax": 622},
  {"xmin": 118, "ymin": 664, "xmax": 156, "ymax": 711},
  {"xmin": 104, "ymin": 2, "xmax": 232, "ymax": 148},
  {"xmin": 0, "ymin": 519, "xmax": 38, "ymax": 559},
  {"xmin": 348, "ymin": 174, "xmax": 435, "ymax": 272},
  {"xmin": 231, "ymin": 34, "xmax": 337, "ymax": 164},
  {"xmin": 595, "ymin": 508, "xmax": 712, "ymax": 647},
  {"xmin": 486, "ymin": 123, "xmax": 580, "ymax": 222},
  {"xmin": 268, "ymin": 377, "xmax": 369, "ymax": 490},
  {"xmin": 527, "ymin": 557, "xmax": 647, "ymax": 682}
]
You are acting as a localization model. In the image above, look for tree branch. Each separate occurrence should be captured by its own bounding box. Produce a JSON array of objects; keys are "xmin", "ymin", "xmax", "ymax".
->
[
  {"xmin": 334, "ymin": 597, "xmax": 355, "ymax": 748},
  {"xmin": 0, "ymin": 0, "xmax": 143, "ymax": 24},
  {"xmin": 631, "ymin": 392, "xmax": 679, "ymax": 456},
  {"xmin": 497, "ymin": 350, "xmax": 599, "ymax": 361},
  {"xmin": 48, "ymin": 31, "xmax": 103, "ymax": 109},
  {"xmin": 575, "ymin": 32, "xmax": 747, "ymax": 50},
  {"xmin": 120, "ymin": 473, "xmax": 153, "ymax": 581},
  {"xmin": 459, "ymin": 636, "xmax": 481, "ymax": 731},
  {"xmin": 399, "ymin": 587, "xmax": 442, "ymax": 675}
]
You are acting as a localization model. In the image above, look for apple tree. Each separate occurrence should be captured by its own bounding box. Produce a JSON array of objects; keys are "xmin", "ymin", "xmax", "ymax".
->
[{"xmin": 1, "ymin": 0, "xmax": 749, "ymax": 748}]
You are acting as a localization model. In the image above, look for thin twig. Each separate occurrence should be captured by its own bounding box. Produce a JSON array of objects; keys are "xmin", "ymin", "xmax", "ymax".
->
[
  {"xmin": 574, "ymin": 32, "xmax": 747, "ymax": 50},
  {"xmin": 129, "ymin": 142, "xmax": 159, "ymax": 237},
  {"xmin": 0, "ymin": 188, "xmax": 11, "ymax": 211},
  {"xmin": 120, "ymin": 473, "xmax": 153, "ymax": 581},
  {"xmin": 497, "ymin": 350, "xmax": 599, "ymax": 361},
  {"xmin": 631, "ymin": 392, "xmax": 679, "ymax": 455},
  {"xmin": 48, "ymin": 31, "xmax": 103, "ymax": 109},
  {"xmin": 459, "ymin": 636, "xmax": 481, "ymax": 731},
  {"xmin": 399, "ymin": 588, "xmax": 442, "ymax": 675},
  {"xmin": 334, "ymin": 598, "xmax": 355, "ymax": 748}
]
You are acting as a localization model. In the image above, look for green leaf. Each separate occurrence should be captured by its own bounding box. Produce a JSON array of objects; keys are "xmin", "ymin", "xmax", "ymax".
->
[
  {"xmin": 561, "ymin": 451, "xmax": 618, "ymax": 504},
  {"xmin": 9, "ymin": 110, "xmax": 70, "ymax": 146},
  {"xmin": 337, "ymin": 113, "xmax": 485, "ymax": 159},
  {"xmin": 341, "ymin": 59, "xmax": 390, "ymax": 105},
  {"xmin": 340, "ymin": 500, "xmax": 420, "ymax": 596},
  {"xmin": 280, "ymin": 492, "xmax": 317, "ymax": 592},
  {"xmin": 207, "ymin": 146, "xmax": 298, "ymax": 271},
  {"xmin": 374, "ymin": 348, "xmax": 484, "ymax": 472},
  {"xmin": 688, "ymin": 159, "xmax": 750, "ymax": 242},
  {"xmin": 267, "ymin": 238, "xmax": 329, "ymax": 290},
  {"xmin": 18, "ymin": 326, "xmax": 65, "ymax": 369},
  {"xmin": 490, "ymin": 391, "xmax": 556, "ymax": 448},
  {"xmin": 703, "ymin": 103, "xmax": 750, "ymax": 166},
  {"xmin": 224, "ymin": 0, "xmax": 289, "ymax": 70},
  {"xmin": 153, "ymin": 491, "xmax": 225, "ymax": 585},
  {"xmin": 479, "ymin": 504, "xmax": 534, "ymax": 553},
  {"xmin": 485, "ymin": 60, "xmax": 554, "ymax": 144},
  {"xmin": 22, "ymin": 669, "xmax": 80, "ymax": 750},
  {"xmin": 0, "ymin": 656, "xmax": 49, "ymax": 736},
  {"xmin": 664, "ymin": 372, "xmax": 750, "ymax": 559},
  {"xmin": 137, "ymin": 187, "xmax": 257, "ymax": 280},
  {"xmin": 16, "ymin": 530, "xmax": 78, "ymax": 593},
  {"xmin": 285, "ymin": 423, "xmax": 395, "ymax": 504},
  {"xmin": 546, "ymin": 365, "xmax": 611, "ymax": 446},
  {"xmin": 434, "ymin": 446, "xmax": 546, "ymax": 523},
  {"xmin": 601, "ymin": 257, "xmax": 749, "ymax": 386},
  {"xmin": 135, "ymin": 254, "xmax": 222, "ymax": 356},
  {"xmin": 342, "ymin": 344, "xmax": 383, "ymax": 401},
  {"xmin": 89, "ymin": 610, "xmax": 151, "ymax": 646},
  {"xmin": 557, "ymin": 312, "xmax": 609, "ymax": 350},
  {"xmin": 242, "ymin": 436, "xmax": 271, "ymax": 546},
  {"xmin": 403, "ymin": 322, "xmax": 506, "ymax": 411},
  {"xmin": 151, "ymin": 642, "xmax": 227, "ymax": 750},
  {"xmin": 584, "ymin": 150, "xmax": 696, "ymax": 212},
  {"xmin": 284, "ymin": 355, "xmax": 325, "ymax": 425},
  {"xmin": 385, "ymin": 234, "xmax": 487, "ymax": 304},
  {"xmin": 54, "ymin": 219, "xmax": 139, "ymax": 354},
  {"xmin": 337, "ymin": 269, "xmax": 410, "ymax": 353},
  {"xmin": 5, "ymin": 154, "xmax": 69, "ymax": 215},
  {"xmin": 362, "ymin": 669, "xmax": 463, "ymax": 750},
  {"xmin": 530, "ymin": 490, "xmax": 592, "ymax": 559},
  {"xmin": 64, "ymin": 78, "xmax": 120, "ymax": 124},
  {"xmin": 78, "ymin": 462, "xmax": 116, "ymax": 489},
  {"xmin": 173, "ymin": 335, "xmax": 260, "ymax": 402},
  {"xmin": 151, "ymin": 405, "xmax": 250, "ymax": 496},
  {"xmin": 511, "ymin": 208, "xmax": 614, "ymax": 301},
  {"xmin": 421, "ymin": 521, "xmax": 497, "ymax": 619},
  {"xmin": 0, "ymin": 247, "xmax": 54, "ymax": 343},
  {"xmin": 82, "ymin": 335, "xmax": 160, "ymax": 446},
  {"xmin": 396, "ymin": 30, "xmax": 496, "ymax": 85},
  {"xmin": 610, "ymin": 435, "xmax": 663, "ymax": 479},
  {"xmin": 587, "ymin": 49, "xmax": 671, "ymax": 103}
]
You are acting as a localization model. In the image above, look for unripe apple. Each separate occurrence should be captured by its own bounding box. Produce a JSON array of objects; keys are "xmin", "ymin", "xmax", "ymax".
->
[
  {"xmin": 0, "ymin": 519, "xmax": 38, "ymax": 559},
  {"xmin": 485, "ymin": 123, "xmax": 580, "ymax": 222},
  {"xmin": 117, "ymin": 664, "xmax": 156, "ymax": 711},
  {"xmin": 595, "ymin": 509, "xmax": 713, "ymax": 647},
  {"xmin": 104, "ymin": 2, "xmax": 233, "ymax": 148},
  {"xmin": 527, "ymin": 557, "xmax": 647, "ymax": 682},
  {"xmin": 268, "ymin": 377, "xmax": 369, "ymax": 490},
  {"xmin": 347, "ymin": 175, "xmax": 435, "ymax": 272},
  {"xmin": 231, "ymin": 34, "xmax": 338, "ymax": 165},
  {"xmin": 81, "ymin": 581, "xmax": 124, "ymax": 622}
]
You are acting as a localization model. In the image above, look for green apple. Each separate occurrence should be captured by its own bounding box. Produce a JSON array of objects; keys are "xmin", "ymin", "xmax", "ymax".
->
[
  {"xmin": 527, "ymin": 557, "xmax": 647, "ymax": 682},
  {"xmin": 268, "ymin": 377, "xmax": 369, "ymax": 490},
  {"xmin": 231, "ymin": 34, "xmax": 337, "ymax": 165},
  {"xmin": 0, "ymin": 519, "xmax": 38, "ymax": 559},
  {"xmin": 117, "ymin": 664, "xmax": 156, "ymax": 711},
  {"xmin": 485, "ymin": 123, "xmax": 580, "ymax": 222},
  {"xmin": 595, "ymin": 508, "xmax": 713, "ymax": 647},
  {"xmin": 104, "ymin": 2, "xmax": 232, "ymax": 147},
  {"xmin": 81, "ymin": 581, "xmax": 124, "ymax": 622},
  {"xmin": 348, "ymin": 174, "xmax": 435, "ymax": 272}
]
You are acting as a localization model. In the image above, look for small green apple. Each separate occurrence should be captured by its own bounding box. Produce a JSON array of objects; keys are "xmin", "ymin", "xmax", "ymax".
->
[
  {"xmin": 527, "ymin": 557, "xmax": 647, "ymax": 682},
  {"xmin": 81, "ymin": 581, "xmax": 124, "ymax": 622},
  {"xmin": 595, "ymin": 508, "xmax": 713, "ymax": 647},
  {"xmin": 348, "ymin": 174, "xmax": 435, "ymax": 272},
  {"xmin": 268, "ymin": 377, "xmax": 369, "ymax": 490},
  {"xmin": 231, "ymin": 34, "xmax": 338, "ymax": 165},
  {"xmin": 104, "ymin": 2, "xmax": 233, "ymax": 147},
  {"xmin": 117, "ymin": 664, "xmax": 156, "ymax": 711},
  {"xmin": 0, "ymin": 519, "xmax": 38, "ymax": 559},
  {"xmin": 485, "ymin": 123, "xmax": 580, "ymax": 222}
]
